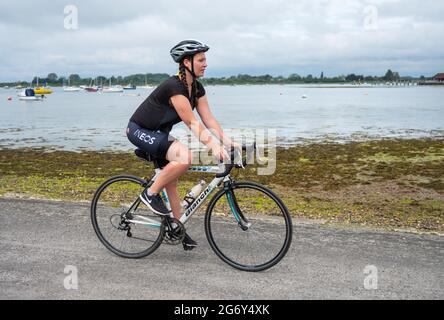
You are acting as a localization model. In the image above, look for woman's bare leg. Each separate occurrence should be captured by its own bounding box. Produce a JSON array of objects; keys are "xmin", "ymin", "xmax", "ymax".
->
[
  {"xmin": 150, "ymin": 141, "xmax": 197, "ymax": 248},
  {"xmin": 148, "ymin": 141, "xmax": 191, "ymax": 217},
  {"xmin": 164, "ymin": 179, "xmax": 181, "ymax": 220}
]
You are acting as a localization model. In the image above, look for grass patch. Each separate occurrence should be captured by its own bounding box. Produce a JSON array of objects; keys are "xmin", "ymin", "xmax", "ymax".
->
[{"xmin": 1, "ymin": 138, "xmax": 443, "ymax": 232}]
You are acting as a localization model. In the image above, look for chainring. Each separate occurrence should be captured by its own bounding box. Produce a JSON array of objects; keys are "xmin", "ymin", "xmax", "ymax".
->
[{"xmin": 163, "ymin": 218, "xmax": 185, "ymax": 245}]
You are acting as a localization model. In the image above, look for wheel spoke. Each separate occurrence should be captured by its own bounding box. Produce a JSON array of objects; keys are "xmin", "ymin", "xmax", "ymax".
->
[
  {"xmin": 205, "ymin": 182, "xmax": 292, "ymax": 271},
  {"xmin": 91, "ymin": 175, "xmax": 164, "ymax": 258}
]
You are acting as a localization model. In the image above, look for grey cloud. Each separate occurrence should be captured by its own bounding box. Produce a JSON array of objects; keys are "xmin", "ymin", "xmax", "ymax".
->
[{"xmin": 1, "ymin": 0, "xmax": 444, "ymax": 81}]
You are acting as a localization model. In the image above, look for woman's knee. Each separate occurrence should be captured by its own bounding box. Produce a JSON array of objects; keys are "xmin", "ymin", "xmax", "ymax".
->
[{"xmin": 166, "ymin": 141, "xmax": 192, "ymax": 166}]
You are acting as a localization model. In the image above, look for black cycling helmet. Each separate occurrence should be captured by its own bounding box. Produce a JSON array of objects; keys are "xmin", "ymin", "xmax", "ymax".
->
[{"xmin": 170, "ymin": 39, "xmax": 209, "ymax": 63}]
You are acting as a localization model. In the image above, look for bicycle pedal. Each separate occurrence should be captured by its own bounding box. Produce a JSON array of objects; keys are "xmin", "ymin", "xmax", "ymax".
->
[{"xmin": 182, "ymin": 244, "xmax": 196, "ymax": 251}]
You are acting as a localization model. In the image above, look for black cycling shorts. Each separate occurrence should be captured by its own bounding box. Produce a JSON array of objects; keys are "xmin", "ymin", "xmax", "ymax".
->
[{"xmin": 126, "ymin": 121, "xmax": 176, "ymax": 163}]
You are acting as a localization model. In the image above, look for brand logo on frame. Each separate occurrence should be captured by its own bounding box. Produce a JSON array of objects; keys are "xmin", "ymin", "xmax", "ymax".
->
[
  {"xmin": 185, "ymin": 185, "xmax": 213, "ymax": 216},
  {"xmin": 189, "ymin": 166, "xmax": 211, "ymax": 172}
]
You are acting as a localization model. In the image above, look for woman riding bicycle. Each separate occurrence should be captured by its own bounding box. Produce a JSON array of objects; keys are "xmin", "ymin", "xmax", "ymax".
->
[{"xmin": 127, "ymin": 39, "xmax": 240, "ymax": 250}]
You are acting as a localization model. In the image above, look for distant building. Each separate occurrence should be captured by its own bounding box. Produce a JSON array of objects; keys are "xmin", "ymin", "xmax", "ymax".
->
[{"xmin": 432, "ymin": 73, "xmax": 444, "ymax": 82}]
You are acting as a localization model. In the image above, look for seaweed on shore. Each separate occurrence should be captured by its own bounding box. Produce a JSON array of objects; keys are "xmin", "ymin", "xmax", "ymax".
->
[{"xmin": 0, "ymin": 138, "xmax": 443, "ymax": 232}]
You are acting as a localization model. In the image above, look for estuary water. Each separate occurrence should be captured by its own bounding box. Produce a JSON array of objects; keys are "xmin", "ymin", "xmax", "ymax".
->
[{"xmin": 0, "ymin": 84, "xmax": 443, "ymax": 151}]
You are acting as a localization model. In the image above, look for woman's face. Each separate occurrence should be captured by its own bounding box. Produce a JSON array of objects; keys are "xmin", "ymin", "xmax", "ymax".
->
[{"xmin": 184, "ymin": 52, "xmax": 207, "ymax": 77}]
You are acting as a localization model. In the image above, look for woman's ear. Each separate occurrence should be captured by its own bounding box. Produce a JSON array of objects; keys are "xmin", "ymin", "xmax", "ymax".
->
[{"xmin": 183, "ymin": 57, "xmax": 191, "ymax": 69}]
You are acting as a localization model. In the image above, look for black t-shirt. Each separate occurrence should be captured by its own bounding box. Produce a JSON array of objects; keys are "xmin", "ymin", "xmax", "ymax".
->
[{"xmin": 130, "ymin": 76, "xmax": 206, "ymax": 133}]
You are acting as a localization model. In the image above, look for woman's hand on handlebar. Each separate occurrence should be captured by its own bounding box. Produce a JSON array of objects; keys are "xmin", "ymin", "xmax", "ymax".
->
[
  {"xmin": 229, "ymin": 141, "xmax": 242, "ymax": 153},
  {"xmin": 210, "ymin": 143, "xmax": 230, "ymax": 162}
]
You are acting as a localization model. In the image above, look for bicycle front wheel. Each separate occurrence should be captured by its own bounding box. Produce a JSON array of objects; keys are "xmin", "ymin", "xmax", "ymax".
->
[
  {"xmin": 205, "ymin": 181, "xmax": 293, "ymax": 271},
  {"xmin": 91, "ymin": 175, "xmax": 164, "ymax": 259}
]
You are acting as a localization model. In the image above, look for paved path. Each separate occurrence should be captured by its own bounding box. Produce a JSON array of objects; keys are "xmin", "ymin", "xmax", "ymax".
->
[{"xmin": 0, "ymin": 198, "xmax": 442, "ymax": 299}]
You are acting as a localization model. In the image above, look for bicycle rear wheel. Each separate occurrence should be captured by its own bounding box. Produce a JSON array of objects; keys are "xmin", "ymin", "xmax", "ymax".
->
[
  {"xmin": 91, "ymin": 175, "xmax": 164, "ymax": 258},
  {"xmin": 205, "ymin": 181, "xmax": 292, "ymax": 271}
]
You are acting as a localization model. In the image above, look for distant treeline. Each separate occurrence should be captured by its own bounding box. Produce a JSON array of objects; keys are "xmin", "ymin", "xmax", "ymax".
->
[
  {"xmin": 20, "ymin": 73, "xmax": 171, "ymax": 87},
  {"xmin": 1, "ymin": 69, "xmax": 431, "ymax": 87},
  {"xmin": 202, "ymin": 70, "xmax": 427, "ymax": 85}
]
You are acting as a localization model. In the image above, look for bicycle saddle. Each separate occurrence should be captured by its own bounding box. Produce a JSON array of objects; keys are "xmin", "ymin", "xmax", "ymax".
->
[
  {"xmin": 134, "ymin": 148, "xmax": 153, "ymax": 162},
  {"xmin": 134, "ymin": 148, "xmax": 169, "ymax": 169}
]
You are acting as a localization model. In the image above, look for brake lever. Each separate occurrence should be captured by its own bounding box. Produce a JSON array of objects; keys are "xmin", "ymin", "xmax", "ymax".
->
[{"xmin": 235, "ymin": 149, "xmax": 244, "ymax": 169}]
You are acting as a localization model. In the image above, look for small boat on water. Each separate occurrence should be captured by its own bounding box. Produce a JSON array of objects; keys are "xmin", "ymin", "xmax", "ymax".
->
[
  {"xmin": 123, "ymin": 83, "xmax": 136, "ymax": 90},
  {"xmin": 102, "ymin": 86, "xmax": 124, "ymax": 93},
  {"xmin": 34, "ymin": 87, "xmax": 53, "ymax": 94},
  {"xmin": 17, "ymin": 88, "xmax": 44, "ymax": 101},
  {"xmin": 84, "ymin": 79, "xmax": 99, "ymax": 92},
  {"xmin": 63, "ymin": 86, "xmax": 81, "ymax": 92},
  {"xmin": 139, "ymin": 75, "xmax": 154, "ymax": 89},
  {"xmin": 63, "ymin": 78, "xmax": 81, "ymax": 92},
  {"xmin": 101, "ymin": 79, "xmax": 123, "ymax": 93},
  {"xmin": 33, "ymin": 77, "xmax": 53, "ymax": 94}
]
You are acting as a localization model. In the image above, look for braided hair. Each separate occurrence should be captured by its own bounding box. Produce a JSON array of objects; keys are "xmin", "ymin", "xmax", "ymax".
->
[{"xmin": 179, "ymin": 60, "xmax": 198, "ymax": 109}]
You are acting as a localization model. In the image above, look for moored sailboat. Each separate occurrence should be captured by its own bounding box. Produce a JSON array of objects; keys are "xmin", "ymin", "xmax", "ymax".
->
[
  {"xmin": 63, "ymin": 77, "xmax": 81, "ymax": 92},
  {"xmin": 123, "ymin": 83, "xmax": 136, "ymax": 90},
  {"xmin": 17, "ymin": 88, "xmax": 44, "ymax": 101},
  {"xmin": 85, "ymin": 78, "xmax": 99, "ymax": 92},
  {"xmin": 33, "ymin": 77, "xmax": 53, "ymax": 94},
  {"xmin": 102, "ymin": 79, "xmax": 123, "ymax": 93}
]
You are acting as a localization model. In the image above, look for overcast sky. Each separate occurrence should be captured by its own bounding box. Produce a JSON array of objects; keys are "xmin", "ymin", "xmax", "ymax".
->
[{"xmin": 1, "ymin": 0, "xmax": 443, "ymax": 82}]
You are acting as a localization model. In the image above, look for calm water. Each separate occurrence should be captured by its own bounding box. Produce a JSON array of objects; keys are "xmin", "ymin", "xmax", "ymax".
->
[{"xmin": 0, "ymin": 85, "xmax": 443, "ymax": 151}]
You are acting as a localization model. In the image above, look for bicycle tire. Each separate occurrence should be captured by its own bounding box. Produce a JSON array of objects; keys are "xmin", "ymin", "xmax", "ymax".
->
[
  {"xmin": 91, "ymin": 175, "xmax": 164, "ymax": 258},
  {"xmin": 205, "ymin": 181, "xmax": 292, "ymax": 271}
]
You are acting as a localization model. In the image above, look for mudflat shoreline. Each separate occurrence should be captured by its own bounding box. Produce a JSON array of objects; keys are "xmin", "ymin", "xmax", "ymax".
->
[{"xmin": 1, "ymin": 138, "xmax": 443, "ymax": 232}]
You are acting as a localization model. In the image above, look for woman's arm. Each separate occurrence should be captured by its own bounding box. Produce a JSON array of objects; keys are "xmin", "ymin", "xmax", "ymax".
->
[
  {"xmin": 170, "ymin": 95, "xmax": 229, "ymax": 160},
  {"xmin": 196, "ymin": 95, "xmax": 238, "ymax": 149}
]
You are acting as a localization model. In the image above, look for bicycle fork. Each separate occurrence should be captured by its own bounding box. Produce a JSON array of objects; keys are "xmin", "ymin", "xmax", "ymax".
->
[{"xmin": 224, "ymin": 182, "xmax": 252, "ymax": 231}]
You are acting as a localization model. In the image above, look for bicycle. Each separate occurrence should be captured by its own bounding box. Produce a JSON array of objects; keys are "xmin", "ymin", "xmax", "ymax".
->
[{"xmin": 90, "ymin": 144, "xmax": 293, "ymax": 272}]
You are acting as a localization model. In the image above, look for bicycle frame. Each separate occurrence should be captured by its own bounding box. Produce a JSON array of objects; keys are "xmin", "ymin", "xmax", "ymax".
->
[
  {"xmin": 92, "ymin": 144, "xmax": 292, "ymax": 271},
  {"xmin": 126, "ymin": 164, "xmax": 229, "ymax": 228}
]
